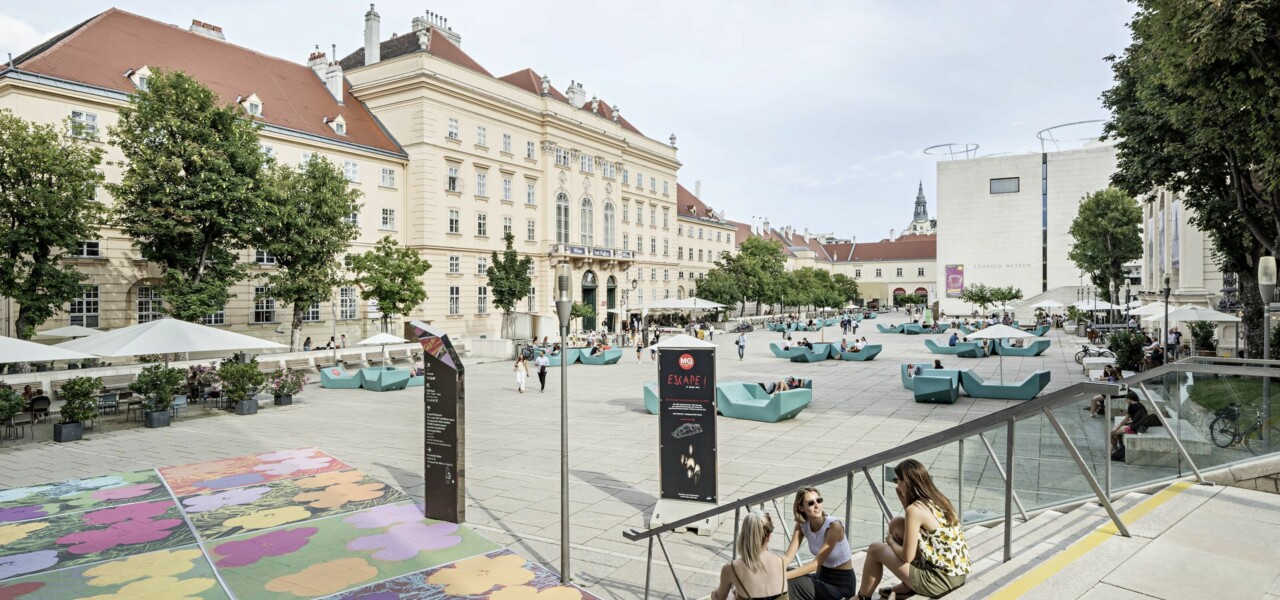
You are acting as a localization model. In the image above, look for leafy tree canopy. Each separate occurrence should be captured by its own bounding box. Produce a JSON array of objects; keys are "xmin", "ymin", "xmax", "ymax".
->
[
  {"xmin": 349, "ymin": 236, "xmax": 431, "ymax": 331},
  {"xmin": 486, "ymin": 232, "xmax": 533, "ymax": 313},
  {"xmin": 1068, "ymin": 187, "xmax": 1142, "ymax": 312}
]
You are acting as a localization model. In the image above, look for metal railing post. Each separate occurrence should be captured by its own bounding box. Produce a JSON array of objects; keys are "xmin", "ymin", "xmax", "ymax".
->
[
  {"xmin": 656, "ymin": 533, "xmax": 687, "ymax": 600},
  {"xmin": 957, "ymin": 438, "xmax": 964, "ymax": 522},
  {"xmin": 1042, "ymin": 407, "xmax": 1130, "ymax": 537},
  {"xmin": 978, "ymin": 433, "xmax": 1029, "ymax": 521},
  {"xmin": 732, "ymin": 507, "xmax": 740, "ymax": 561},
  {"xmin": 1137, "ymin": 384, "xmax": 1206, "ymax": 484},
  {"xmin": 863, "ymin": 467, "xmax": 894, "ymax": 521},
  {"xmin": 845, "ymin": 472, "xmax": 853, "ymax": 543},
  {"xmin": 1003, "ymin": 418, "xmax": 1015, "ymax": 563},
  {"xmin": 644, "ymin": 536, "xmax": 653, "ymax": 600},
  {"xmin": 1104, "ymin": 393, "xmax": 1112, "ymax": 499}
]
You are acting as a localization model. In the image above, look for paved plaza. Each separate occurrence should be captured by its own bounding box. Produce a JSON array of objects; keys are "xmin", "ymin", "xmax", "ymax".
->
[{"xmin": 0, "ymin": 314, "xmax": 1234, "ymax": 598}]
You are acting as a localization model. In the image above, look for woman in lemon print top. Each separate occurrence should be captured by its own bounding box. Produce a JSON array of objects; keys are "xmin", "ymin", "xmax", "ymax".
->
[{"xmin": 856, "ymin": 459, "xmax": 969, "ymax": 599}]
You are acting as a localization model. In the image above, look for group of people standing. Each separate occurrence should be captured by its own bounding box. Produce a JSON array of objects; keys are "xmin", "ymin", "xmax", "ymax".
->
[{"xmin": 711, "ymin": 461, "xmax": 969, "ymax": 600}]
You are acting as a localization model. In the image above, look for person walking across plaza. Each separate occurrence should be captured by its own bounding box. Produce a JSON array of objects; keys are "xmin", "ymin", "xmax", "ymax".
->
[
  {"xmin": 856, "ymin": 459, "xmax": 970, "ymax": 600},
  {"xmin": 535, "ymin": 350, "xmax": 550, "ymax": 392},
  {"xmin": 736, "ymin": 333, "xmax": 746, "ymax": 360},
  {"xmin": 784, "ymin": 487, "xmax": 857, "ymax": 600},
  {"xmin": 513, "ymin": 355, "xmax": 529, "ymax": 394}
]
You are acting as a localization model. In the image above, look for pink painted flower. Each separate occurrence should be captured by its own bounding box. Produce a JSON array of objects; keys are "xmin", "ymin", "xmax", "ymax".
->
[
  {"xmin": 181, "ymin": 486, "xmax": 270, "ymax": 513},
  {"xmin": 57, "ymin": 517, "xmax": 182, "ymax": 555},
  {"xmin": 256, "ymin": 449, "xmax": 318, "ymax": 462},
  {"xmin": 213, "ymin": 527, "xmax": 318, "ymax": 568},
  {"xmin": 89, "ymin": 483, "xmax": 159, "ymax": 501},
  {"xmin": 253, "ymin": 456, "xmax": 332, "ymax": 476},
  {"xmin": 343, "ymin": 503, "xmax": 426, "ymax": 529},
  {"xmin": 81, "ymin": 500, "xmax": 171, "ymax": 526},
  {"xmin": 346, "ymin": 522, "xmax": 461, "ymax": 561}
]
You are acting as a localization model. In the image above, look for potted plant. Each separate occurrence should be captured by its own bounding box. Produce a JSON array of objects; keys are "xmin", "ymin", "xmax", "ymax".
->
[
  {"xmin": 56, "ymin": 376, "xmax": 101, "ymax": 442},
  {"xmin": 187, "ymin": 364, "xmax": 218, "ymax": 398},
  {"xmin": 218, "ymin": 360, "xmax": 265, "ymax": 415},
  {"xmin": 1187, "ymin": 321, "xmax": 1218, "ymax": 356},
  {"xmin": 267, "ymin": 369, "xmax": 306, "ymax": 406},
  {"xmin": 129, "ymin": 365, "xmax": 183, "ymax": 428},
  {"xmin": 0, "ymin": 384, "xmax": 25, "ymax": 438}
]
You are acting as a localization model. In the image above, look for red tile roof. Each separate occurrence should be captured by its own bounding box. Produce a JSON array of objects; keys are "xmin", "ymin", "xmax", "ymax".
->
[
  {"xmin": 578, "ymin": 99, "xmax": 643, "ymax": 135},
  {"xmin": 849, "ymin": 237, "xmax": 937, "ymax": 262},
  {"xmin": 498, "ymin": 68, "xmax": 568, "ymax": 102},
  {"xmin": 14, "ymin": 9, "xmax": 403, "ymax": 155},
  {"xmin": 340, "ymin": 27, "xmax": 492, "ymax": 77},
  {"xmin": 675, "ymin": 183, "xmax": 728, "ymax": 222},
  {"xmin": 822, "ymin": 243, "xmax": 855, "ymax": 261}
]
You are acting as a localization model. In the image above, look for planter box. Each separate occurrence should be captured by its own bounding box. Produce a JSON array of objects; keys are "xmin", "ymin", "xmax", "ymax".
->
[
  {"xmin": 53, "ymin": 422, "xmax": 83, "ymax": 443},
  {"xmin": 273, "ymin": 394, "xmax": 293, "ymax": 406},
  {"xmin": 235, "ymin": 398, "xmax": 259, "ymax": 415},
  {"xmin": 143, "ymin": 411, "xmax": 171, "ymax": 429}
]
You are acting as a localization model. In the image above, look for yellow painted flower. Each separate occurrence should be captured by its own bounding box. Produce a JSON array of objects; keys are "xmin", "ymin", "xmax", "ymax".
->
[
  {"xmin": 428, "ymin": 554, "xmax": 534, "ymax": 596},
  {"xmin": 83, "ymin": 549, "xmax": 202, "ymax": 586},
  {"xmin": 224, "ymin": 506, "xmax": 311, "ymax": 531},
  {"xmin": 80, "ymin": 575, "xmax": 215, "ymax": 599},
  {"xmin": 264, "ymin": 557, "xmax": 378, "ymax": 596},
  {"xmin": 0, "ymin": 522, "xmax": 48, "ymax": 546},
  {"xmin": 293, "ymin": 470, "xmax": 364, "ymax": 489},
  {"xmin": 291, "ymin": 482, "xmax": 386, "ymax": 509},
  {"xmin": 491, "ymin": 586, "xmax": 584, "ymax": 600}
]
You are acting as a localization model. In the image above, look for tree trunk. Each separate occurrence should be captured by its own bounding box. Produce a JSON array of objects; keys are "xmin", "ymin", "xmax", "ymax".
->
[
  {"xmin": 501, "ymin": 311, "xmax": 514, "ymax": 339},
  {"xmin": 290, "ymin": 304, "xmax": 304, "ymax": 351},
  {"xmin": 1240, "ymin": 271, "xmax": 1265, "ymax": 358}
]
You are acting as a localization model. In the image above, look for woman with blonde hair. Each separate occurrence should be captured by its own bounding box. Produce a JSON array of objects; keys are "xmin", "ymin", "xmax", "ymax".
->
[
  {"xmin": 783, "ymin": 487, "xmax": 857, "ymax": 600},
  {"xmin": 710, "ymin": 511, "xmax": 786, "ymax": 600},
  {"xmin": 857, "ymin": 459, "xmax": 969, "ymax": 599}
]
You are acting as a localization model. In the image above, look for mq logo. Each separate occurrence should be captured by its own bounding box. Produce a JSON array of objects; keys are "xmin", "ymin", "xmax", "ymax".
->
[{"xmin": 678, "ymin": 353, "xmax": 695, "ymax": 370}]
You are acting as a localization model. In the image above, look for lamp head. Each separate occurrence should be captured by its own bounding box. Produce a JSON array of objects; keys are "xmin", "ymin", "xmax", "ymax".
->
[
  {"xmin": 556, "ymin": 263, "xmax": 571, "ymax": 302},
  {"xmin": 1260, "ymin": 255, "xmax": 1277, "ymax": 303}
]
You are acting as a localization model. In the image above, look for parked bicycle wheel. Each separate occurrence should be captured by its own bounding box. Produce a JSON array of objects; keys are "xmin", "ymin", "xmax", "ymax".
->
[
  {"xmin": 1074, "ymin": 350, "xmax": 1087, "ymax": 364},
  {"xmin": 1209, "ymin": 415, "xmax": 1239, "ymax": 449},
  {"xmin": 1100, "ymin": 350, "xmax": 1116, "ymax": 359},
  {"xmin": 1241, "ymin": 425, "xmax": 1263, "ymax": 456}
]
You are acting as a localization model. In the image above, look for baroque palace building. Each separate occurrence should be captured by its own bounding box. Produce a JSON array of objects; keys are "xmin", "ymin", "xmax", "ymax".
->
[{"xmin": 0, "ymin": 7, "xmax": 735, "ymax": 341}]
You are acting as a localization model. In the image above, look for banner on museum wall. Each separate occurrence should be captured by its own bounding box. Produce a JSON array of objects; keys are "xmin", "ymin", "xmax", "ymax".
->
[
  {"xmin": 658, "ymin": 347, "xmax": 717, "ymax": 503},
  {"xmin": 1171, "ymin": 200, "xmax": 1180, "ymax": 269},
  {"xmin": 945, "ymin": 265, "xmax": 964, "ymax": 298},
  {"xmin": 410, "ymin": 320, "xmax": 465, "ymax": 524},
  {"xmin": 1158, "ymin": 207, "xmax": 1165, "ymax": 274}
]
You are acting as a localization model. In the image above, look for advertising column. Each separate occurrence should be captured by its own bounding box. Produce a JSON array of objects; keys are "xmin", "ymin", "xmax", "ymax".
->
[
  {"xmin": 650, "ymin": 344, "xmax": 721, "ymax": 535},
  {"xmin": 410, "ymin": 321, "xmax": 466, "ymax": 524}
]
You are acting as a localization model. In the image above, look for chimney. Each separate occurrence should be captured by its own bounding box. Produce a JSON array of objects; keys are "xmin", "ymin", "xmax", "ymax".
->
[
  {"xmin": 189, "ymin": 20, "xmax": 225, "ymax": 40},
  {"xmin": 565, "ymin": 81, "xmax": 586, "ymax": 107},
  {"xmin": 803, "ymin": 227, "xmax": 811, "ymax": 243},
  {"xmin": 695, "ymin": 180, "xmax": 701, "ymax": 198},
  {"xmin": 590, "ymin": 96, "xmax": 599, "ymax": 114},
  {"xmin": 763, "ymin": 218, "xmax": 770, "ymax": 233},
  {"xmin": 611, "ymin": 104, "xmax": 620, "ymax": 123},
  {"xmin": 890, "ymin": 228, "xmax": 896, "ymax": 241},
  {"xmin": 364, "ymin": 4, "xmax": 381, "ymax": 65},
  {"xmin": 413, "ymin": 10, "xmax": 461, "ymax": 46},
  {"xmin": 324, "ymin": 56, "xmax": 344, "ymax": 104},
  {"xmin": 307, "ymin": 46, "xmax": 327, "ymax": 76}
]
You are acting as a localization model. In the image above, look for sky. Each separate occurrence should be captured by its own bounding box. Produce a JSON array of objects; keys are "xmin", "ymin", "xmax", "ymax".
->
[{"xmin": 1, "ymin": 1, "xmax": 1137, "ymax": 244}]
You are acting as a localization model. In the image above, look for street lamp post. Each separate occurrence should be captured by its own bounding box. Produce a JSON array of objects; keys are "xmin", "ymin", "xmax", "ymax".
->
[
  {"xmin": 632, "ymin": 278, "xmax": 648, "ymax": 347},
  {"xmin": 1125, "ymin": 281, "xmax": 1133, "ymax": 327},
  {"xmin": 1162, "ymin": 275, "xmax": 1171, "ymax": 365},
  {"xmin": 1258, "ymin": 256, "xmax": 1276, "ymax": 453},
  {"xmin": 555, "ymin": 262, "xmax": 573, "ymax": 583}
]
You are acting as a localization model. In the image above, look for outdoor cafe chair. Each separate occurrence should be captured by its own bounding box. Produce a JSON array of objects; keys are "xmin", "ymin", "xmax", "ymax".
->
[
  {"xmin": 171, "ymin": 394, "xmax": 190, "ymax": 419},
  {"xmin": 6, "ymin": 413, "xmax": 33, "ymax": 440},
  {"xmin": 98, "ymin": 393, "xmax": 119, "ymax": 416},
  {"xmin": 29, "ymin": 397, "xmax": 51, "ymax": 424}
]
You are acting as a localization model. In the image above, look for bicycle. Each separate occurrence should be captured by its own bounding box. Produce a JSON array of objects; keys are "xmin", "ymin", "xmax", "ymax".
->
[
  {"xmin": 1208, "ymin": 403, "xmax": 1265, "ymax": 455},
  {"xmin": 1074, "ymin": 344, "xmax": 1116, "ymax": 365}
]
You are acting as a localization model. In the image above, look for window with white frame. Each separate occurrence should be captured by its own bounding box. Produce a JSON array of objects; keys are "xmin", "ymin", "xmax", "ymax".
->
[
  {"xmin": 448, "ymin": 209, "xmax": 460, "ymax": 234},
  {"xmin": 622, "ymin": 233, "xmax": 629, "ymax": 251},
  {"xmin": 579, "ymin": 198, "xmax": 594, "ymax": 246},
  {"xmin": 476, "ymin": 126, "xmax": 487, "ymax": 147},
  {"xmin": 200, "ymin": 310, "xmax": 225, "ymax": 326},
  {"xmin": 261, "ymin": 144, "xmax": 275, "ymax": 163},
  {"xmin": 339, "ymin": 287, "xmax": 357, "ymax": 319},
  {"xmin": 855, "ymin": 269, "xmax": 862, "ymax": 278},
  {"xmin": 448, "ymin": 286, "xmax": 460, "ymax": 315},
  {"xmin": 69, "ymin": 110, "xmax": 98, "ymax": 139},
  {"xmin": 875, "ymin": 269, "xmax": 882, "ymax": 278},
  {"xmin": 477, "ymin": 213, "xmax": 488, "ymax": 236},
  {"xmin": 447, "ymin": 166, "xmax": 460, "ymax": 192},
  {"xmin": 449, "ymin": 255, "xmax": 461, "ymax": 274},
  {"xmin": 622, "ymin": 201, "xmax": 630, "ymax": 222},
  {"xmin": 526, "ymin": 182, "xmax": 536, "ymax": 204},
  {"xmin": 381, "ymin": 208, "xmax": 395, "ymax": 230},
  {"xmin": 580, "ymin": 154, "xmax": 591, "ymax": 173},
  {"xmin": 603, "ymin": 202, "xmax": 616, "ymax": 247},
  {"xmin": 476, "ymin": 172, "xmax": 487, "ymax": 197},
  {"xmin": 896, "ymin": 268, "xmax": 903, "ymax": 277},
  {"xmin": 699, "ymin": 228, "xmax": 704, "ymax": 239},
  {"xmin": 447, "ymin": 117, "xmax": 459, "ymax": 139},
  {"xmin": 678, "ymin": 247, "xmax": 684, "ymax": 260},
  {"xmin": 635, "ymin": 172, "xmax": 642, "ymax": 187},
  {"xmin": 663, "ymin": 240, "xmax": 669, "ymax": 256},
  {"xmin": 650, "ymin": 209, "xmax": 657, "ymax": 227},
  {"xmin": 380, "ymin": 168, "xmax": 395, "ymax": 187},
  {"xmin": 334, "ymin": 122, "xmax": 346, "ymax": 135},
  {"xmin": 253, "ymin": 287, "xmax": 275, "ymax": 323},
  {"xmin": 74, "ymin": 241, "xmax": 101, "ymax": 258},
  {"xmin": 989, "ymin": 177, "xmax": 1020, "ymax": 194},
  {"xmin": 300, "ymin": 151, "xmax": 314, "ymax": 166},
  {"xmin": 137, "ymin": 286, "xmax": 164, "ymax": 323},
  {"xmin": 527, "ymin": 141, "xmax": 536, "ymax": 159},
  {"xmin": 502, "ymin": 177, "xmax": 512, "ymax": 201},
  {"xmin": 69, "ymin": 285, "xmax": 99, "ymax": 328},
  {"xmin": 716, "ymin": 232, "xmax": 722, "ymax": 242},
  {"xmin": 698, "ymin": 249, "xmax": 704, "ymax": 262},
  {"xmin": 555, "ymin": 193, "xmax": 570, "ymax": 243},
  {"xmin": 636, "ymin": 206, "xmax": 643, "ymax": 226},
  {"xmin": 664, "ymin": 270, "xmax": 669, "ymax": 281},
  {"xmin": 650, "ymin": 237, "xmax": 657, "ymax": 254},
  {"xmin": 501, "ymin": 133, "xmax": 512, "ymax": 153},
  {"xmin": 343, "ymin": 161, "xmax": 359, "ymax": 181},
  {"xmin": 662, "ymin": 208, "xmax": 669, "ymax": 229},
  {"xmin": 247, "ymin": 101, "xmax": 262, "ymax": 116},
  {"xmin": 623, "ymin": 169, "xmax": 630, "ymax": 185},
  {"xmin": 477, "ymin": 287, "xmax": 488, "ymax": 313},
  {"xmin": 527, "ymin": 287, "xmax": 536, "ymax": 312},
  {"xmin": 503, "ymin": 216, "xmax": 512, "ymax": 237},
  {"xmin": 303, "ymin": 302, "xmax": 321, "ymax": 322},
  {"xmin": 663, "ymin": 181, "xmax": 669, "ymax": 195},
  {"xmin": 254, "ymin": 249, "xmax": 277, "ymax": 265},
  {"xmin": 555, "ymin": 147, "xmax": 569, "ymax": 167},
  {"xmin": 917, "ymin": 267, "xmax": 925, "ymax": 277},
  {"xmin": 345, "ymin": 211, "xmax": 358, "ymax": 226},
  {"xmin": 650, "ymin": 177, "xmax": 656, "ymax": 192},
  {"xmin": 650, "ymin": 268, "xmax": 657, "ymax": 280},
  {"xmin": 477, "ymin": 256, "xmax": 488, "ymax": 274},
  {"xmin": 636, "ymin": 236, "xmax": 643, "ymax": 253},
  {"xmin": 526, "ymin": 219, "xmax": 536, "ymax": 242}
]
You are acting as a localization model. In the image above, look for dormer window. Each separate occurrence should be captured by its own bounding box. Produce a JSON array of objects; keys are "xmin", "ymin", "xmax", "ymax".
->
[
  {"xmin": 248, "ymin": 102, "xmax": 261, "ymax": 116},
  {"xmin": 126, "ymin": 66, "xmax": 152, "ymax": 91},
  {"xmin": 335, "ymin": 122, "xmax": 346, "ymax": 135},
  {"xmin": 239, "ymin": 93, "xmax": 264, "ymax": 117},
  {"xmin": 326, "ymin": 115, "xmax": 347, "ymax": 136}
]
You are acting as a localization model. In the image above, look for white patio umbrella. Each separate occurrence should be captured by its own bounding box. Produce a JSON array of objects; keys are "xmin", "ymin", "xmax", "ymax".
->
[
  {"xmin": 357, "ymin": 333, "xmax": 408, "ymax": 346},
  {"xmin": 1129, "ymin": 302, "xmax": 1166, "ymax": 316},
  {"xmin": 54, "ymin": 318, "xmax": 286, "ymax": 361},
  {"xmin": 0, "ymin": 336, "xmax": 97, "ymax": 364},
  {"xmin": 645, "ymin": 297, "xmax": 726, "ymax": 311},
  {"xmin": 964, "ymin": 323, "xmax": 1035, "ymax": 383},
  {"xmin": 644, "ymin": 333, "xmax": 716, "ymax": 351},
  {"xmin": 1029, "ymin": 299, "xmax": 1065, "ymax": 309},
  {"xmin": 36, "ymin": 325, "xmax": 102, "ymax": 339},
  {"xmin": 1073, "ymin": 300, "xmax": 1120, "ymax": 311}
]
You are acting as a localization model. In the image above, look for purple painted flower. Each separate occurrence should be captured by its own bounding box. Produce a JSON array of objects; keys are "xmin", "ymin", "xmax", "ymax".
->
[
  {"xmin": 57, "ymin": 517, "xmax": 182, "ymax": 555},
  {"xmin": 213, "ymin": 527, "xmax": 318, "ymax": 568},
  {"xmin": 0, "ymin": 505, "xmax": 48, "ymax": 523},
  {"xmin": 182, "ymin": 486, "xmax": 270, "ymax": 514},
  {"xmin": 0, "ymin": 550, "xmax": 59, "ymax": 579},
  {"xmin": 82, "ymin": 500, "xmax": 171, "ymax": 526},
  {"xmin": 346, "ymin": 592, "xmax": 400, "ymax": 600},
  {"xmin": 90, "ymin": 483, "xmax": 159, "ymax": 501},
  {"xmin": 193, "ymin": 473, "xmax": 267, "ymax": 490},
  {"xmin": 257, "ymin": 449, "xmax": 318, "ymax": 462},
  {"xmin": 347, "ymin": 522, "xmax": 461, "ymax": 561},
  {"xmin": 253, "ymin": 456, "xmax": 332, "ymax": 476},
  {"xmin": 343, "ymin": 503, "xmax": 426, "ymax": 530}
]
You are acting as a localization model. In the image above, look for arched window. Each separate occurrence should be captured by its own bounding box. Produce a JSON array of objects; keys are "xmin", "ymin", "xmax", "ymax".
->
[
  {"xmin": 555, "ymin": 193, "xmax": 570, "ymax": 244},
  {"xmin": 579, "ymin": 197, "xmax": 594, "ymax": 246},
  {"xmin": 603, "ymin": 202, "xmax": 616, "ymax": 248},
  {"xmin": 677, "ymin": 287, "xmax": 685, "ymax": 299}
]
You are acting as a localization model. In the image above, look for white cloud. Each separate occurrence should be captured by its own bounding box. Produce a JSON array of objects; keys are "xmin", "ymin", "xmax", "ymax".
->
[{"xmin": 0, "ymin": 13, "xmax": 46, "ymax": 59}]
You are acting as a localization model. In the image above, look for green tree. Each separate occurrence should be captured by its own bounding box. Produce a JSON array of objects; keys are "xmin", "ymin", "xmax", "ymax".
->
[
  {"xmin": 693, "ymin": 268, "xmax": 741, "ymax": 308},
  {"xmin": 989, "ymin": 285, "xmax": 1024, "ymax": 311},
  {"xmin": 1103, "ymin": 0, "xmax": 1280, "ymax": 357},
  {"xmin": 108, "ymin": 69, "xmax": 267, "ymax": 321},
  {"xmin": 0, "ymin": 110, "xmax": 104, "ymax": 339},
  {"xmin": 570, "ymin": 301, "xmax": 595, "ymax": 330},
  {"xmin": 895, "ymin": 293, "xmax": 926, "ymax": 307},
  {"xmin": 349, "ymin": 237, "xmax": 432, "ymax": 333},
  {"xmin": 1068, "ymin": 187, "xmax": 1142, "ymax": 313},
  {"xmin": 722, "ymin": 237, "xmax": 786, "ymax": 315},
  {"xmin": 255, "ymin": 157, "xmax": 361, "ymax": 350},
  {"xmin": 486, "ymin": 232, "xmax": 533, "ymax": 338},
  {"xmin": 832, "ymin": 273, "xmax": 860, "ymax": 306},
  {"xmin": 960, "ymin": 283, "xmax": 994, "ymax": 313}
]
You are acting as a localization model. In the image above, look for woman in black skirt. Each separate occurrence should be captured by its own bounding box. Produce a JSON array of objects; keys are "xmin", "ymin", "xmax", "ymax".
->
[{"xmin": 783, "ymin": 487, "xmax": 857, "ymax": 600}]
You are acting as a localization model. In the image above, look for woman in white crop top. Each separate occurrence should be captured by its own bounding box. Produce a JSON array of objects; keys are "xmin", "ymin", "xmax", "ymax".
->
[{"xmin": 782, "ymin": 487, "xmax": 857, "ymax": 600}]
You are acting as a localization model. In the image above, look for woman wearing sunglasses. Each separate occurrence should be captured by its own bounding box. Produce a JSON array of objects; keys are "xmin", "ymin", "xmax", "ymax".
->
[
  {"xmin": 857, "ymin": 459, "xmax": 969, "ymax": 599},
  {"xmin": 782, "ymin": 487, "xmax": 857, "ymax": 600},
  {"xmin": 711, "ymin": 511, "xmax": 787, "ymax": 600}
]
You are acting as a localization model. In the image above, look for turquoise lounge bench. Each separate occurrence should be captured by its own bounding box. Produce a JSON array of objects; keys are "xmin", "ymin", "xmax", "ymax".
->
[
  {"xmin": 547, "ymin": 348, "xmax": 582, "ymax": 366},
  {"xmin": 770, "ymin": 343, "xmax": 809, "ymax": 359},
  {"xmin": 789, "ymin": 344, "xmax": 832, "ymax": 363},
  {"xmin": 767, "ymin": 323, "xmax": 785, "ymax": 332},
  {"xmin": 643, "ymin": 381, "xmax": 661, "ymax": 415},
  {"xmin": 903, "ymin": 324, "xmax": 926, "ymax": 335},
  {"xmin": 823, "ymin": 318, "xmax": 838, "ymax": 327},
  {"xmin": 833, "ymin": 344, "xmax": 882, "ymax": 361},
  {"xmin": 934, "ymin": 324, "xmax": 951, "ymax": 334},
  {"xmin": 643, "ymin": 380, "xmax": 813, "ymax": 421},
  {"xmin": 924, "ymin": 339, "xmax": 984, "ymax": 356},
  {"xmin": 407, "ymin": 375, "xmax": 424, "ymax": 387},
  {"xmin": 959, "ymin": 325, "xmax": 976, "ymax": 335},
  {"xmin": 717, "ymin": 381, "xmax": 811, "ymax": 423},
  {"xmin": 1029, "ymin": 324, "xmax": 1050, "ymax": 337},
  {"xmin": 900, "ymin": 364, "xmax": 966, "ymax": 391},
  {"xmin": 957, "ymin": 345, "xmax": 989, "ymax": 358},
  {"xmin": 991, "ymin": 339, "xmax": 1050, "ymax": 357},
  {"xmin": 863, "ymin": 312, "xmax": 878, "ymax": 319},
  {"xmin": 580, "ymin": 348, "xmax": 623, "ymax": 365},
  {"xmin": 360, "ymin": 367, "xmax": 411, "ymax": 392},
  {"xmin": 319, "ymin": 366, "xmax": 363, "ymax": 389},
  {"xmin": 959, "ymin": 370, "xmax": 1051, "ymax": 400},
  {"xmin": 876, "ymin": 324, "xmax": 905, "ymax": 334},
  {"xmin": 914, "ymin": 371, "xmax": 961, "ymax": 404}
]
